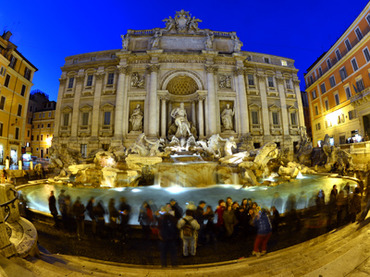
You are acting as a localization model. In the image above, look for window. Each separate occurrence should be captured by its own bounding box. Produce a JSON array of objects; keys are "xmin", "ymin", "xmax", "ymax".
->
[
  {"xmin": 367, "ymin": 14, "xmax": 370, "ymax": 25},
  {"xmin": 39, "ymin": 113, "xmax": 41, "ymax": 118},
  {"xmin": 290, "ymin": 112, "xmax": 297, "ymax": 126},
  {"xmin": 316, "ymin": 123, "xmax": 321, "ymax": 131},
  {"xmin": 68, "ymin": 77, "xmax": 74, "ymax": 89},
  {"xmin": 251, "ymin": 111, "xmax": 259, "ymax": 124},
  {"xmin": 42, "ymin": 113, "xmax": 45, "ymax": 118},
  {"xmin": 348, "ymin": 110, "xmax": 356, "ymax": 120},
  {"xmin": 9, "ymin": 56, "xmax": 17, "ymax": 69},
  {"xmin": 326, "ymin": 59, "xmax": 332, "ymax": 69},
  {"xmin": 41, "ymin": 135, "xmax": 43, "ymax": 141},
  {"xmin": 111, "ymin": 54, "xmax": 116, "ymax": 59},
  {"xmin": 334, "ymin": 93, "xmax": 340, "ymax": 105},
  {"xmin": 17, "ymin": 104, "xmax": 22, "ymax": 116},
  {"xmin": 247, "ymin": 74, "xmax": 255, "ymax": 86},
  {"xmin": 86, "ymin": 75, "xmax": 93, "ymax": 86},
  {"xmin": 264, "ymin": 57, "xmax": 270, "ymax": 63},
  {"xmin": 21, "ymin": 85, "xmax": 26, "ymax": 96},
  {"xmin": 91, "ymin": 56, "xmax": 96, "ymax": 61},
  {"xmin": 0, "ymin": 96, "xmax": 5, "ymax": 110},
  {"xmin": 4, "ymin": 74, "xmax": 10, "ymax": 87},
  {"xmin": 81, "ymin": 144, "xmax": 87, "ymax": 158},
  {"xmin": 351, "ymin": 58, "xmax": 358, "ymax": 71},
  {"xmin": 49, "ymin": 112, "xmax": 51, "ymax": 117},
  {"xmin": 107, "ymin": 73, "xmax": 114, "ymax": 85},
  {"xmin": 335, "ymin": 49, "xmax": 341, "ymax": 61},
  {"xmin": 314, "ymin": 105, "xmax": 319, "ymax": 115},
  {"xmin": 318, "ymin": 67, "xmax": 323, "ymax": 77},
  {"xmin": 27, "ymin": 130, "xmax": 30, "ymax": 137},
  {"xmin": 24, "ymin": 67, "xmax": 31, "ymax": 80},
  {"xmin": 73, "ymin": 59, "xmax": 78, "ymax": 64},
  {"xmin": 355, "ymin": 27, "xmax": 363, "ymax": 41},
  {"xmin": 0, "ymin": 123, "xmax": 3, "ymax": 136},
  {"xmin": 15, "ymin": 128, "xmax": 19, "ymax": 140},
  {"xmin": 63, "ymin": 113, "xmax": 69, "ymax": 126},
  {"xmin": 41, "ymin": 124, "xmax": 44, "ymax": 128},
  {"xmin": 268, "ymin": 76, "xmax": 274, "ymax": 88},
  {"xmin": 272, "ymin": 112, "xmax": 279, "ymax": 125},
  {"xmin": 345, "ymin": 39, "xmax": 352, "ymax": 51},
  {"xmin": 339, "ymin": 67, "xmax": 348, "ymax": 81},
  {"xmin": 363, "ymin": 47, "xmax": 370, "ymax": 62},
  {"xmin": 356, "ymin": 78, "xmax": 365, "ymax": 92},
  {"xmin": 324, "ymin": 99, "xmax": 329, "ymax": 111},
  {"xmin": 82, "ymin": 112, "xmax": 89, "ymax": 125},
  {"xmin": 0, "ymin": 66, "xmax": 6, "ymax": 76},
  {"xmin": 309, "ymin": 75, "xmax": 313, "ymax": 84},
  {"xmin": 329, "ymin": 75, "xmax": 336, "ymax": 88},
  {"xmin": 31, "ymin": 135, "xmax": 34, "ymax": 141},
  {"xmin": 36, "ymin": 135, "xmax": 39, "ymax": 141},
  {"xmin": 104, "ymin": 111, "xmax": 111, "ymax": 125},
  {"xmin": 47, "ymin": 123, "xmax": 50, "ymax": 127},
  {"xmin": 285, "ymin": 79, "xmax": 292, "ymax": 90},
  {"xmin": 37, "ymin": 124, "xmax": 40, "ymax": 128},
  {"xmin": 320, "ymin": 83, "xmax": 326, "ymax": 94},
  {"xmin": 345, "ymin": 86, "xmax": 352, "ymax": 99},
  {"xmin": 312, "ymin": 89, "xmax": 317, "ymax": 99}
]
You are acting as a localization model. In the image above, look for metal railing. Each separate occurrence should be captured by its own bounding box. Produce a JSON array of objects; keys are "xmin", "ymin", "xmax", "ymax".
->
[{"xmin": 0, "ymin": 188, "xmax": 18, "ymax": 222}]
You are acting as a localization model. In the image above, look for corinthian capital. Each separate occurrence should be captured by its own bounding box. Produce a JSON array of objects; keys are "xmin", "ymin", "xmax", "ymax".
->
[
  {"xmin": 205, "ymin": 65, "xmax": 218, "ymax": 74},
  {"xmin": 147, "ymin": 64, "xmax": 160, "ymax": 73},
  {"xmin": 234, "ymin": 67, "xmax": 245, "ymax": 76},
  {"xmin": 117, "ymin": 65, "xmax": 130, "ymax": 75}
]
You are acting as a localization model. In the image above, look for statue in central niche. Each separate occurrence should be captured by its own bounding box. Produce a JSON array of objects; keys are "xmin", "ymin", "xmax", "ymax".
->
[{"xmin": 170, "ymin": 102, "xmax": 192, "ymax": 138}]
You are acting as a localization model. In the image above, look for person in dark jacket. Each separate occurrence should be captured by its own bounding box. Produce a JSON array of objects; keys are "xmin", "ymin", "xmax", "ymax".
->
[
  {"xmin": 169, "ymin": 199, "xmax": 183, "ymax": 220},
  {"xmin": 158, "ymin": 206, "xmax": 178, "ymax": 267},
  {"xmin": 252, "ymin": 209, "xmax": 272, "ymax": 257},
  {"xmin": 349, "ymin": 187, "xmax": 362, "ymax": 222},
  {"xmin": 48, "ymin": 191, "xmax": 59, "ymax": 227},
  {"xmin": 72, "ymin": 197, "xmax": 85, "ymax": 240},
  {"xmin": 86, "ymin": 197, "xmax": 96, "ymax": 236},
  {"xmin": 118, "ymin": 197, "xmax": 131, "ymax": 241},
  {"xmin": 194, "ymin": 200, "xmax": 206, "ymax": 243},
  {"xmin": 94, "ymin": 200, "xmax": 106, "ymax": 238}
]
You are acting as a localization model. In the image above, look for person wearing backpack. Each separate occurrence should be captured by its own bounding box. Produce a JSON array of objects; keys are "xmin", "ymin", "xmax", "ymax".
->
[{"xmin": 177, "ymin": 209, "xmax": 200, "ymax": 257}]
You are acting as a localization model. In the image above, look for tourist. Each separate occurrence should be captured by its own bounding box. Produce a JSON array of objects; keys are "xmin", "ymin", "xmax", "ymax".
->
[
  {"xmin": 252, "ymin": 209, "xmax": 272, "ymax": 257},
  {"xmin": 118, "ymin": 197, "xmax": 131, "ymax": 241},
  {"xmin": 204, "ymin": 205, "xmax": 216, "ymax": 243},
  {"xmin": 349, "ymin": 187, "xmax": 362, "ymax": 223},
  {"xmin": 238, "ymin": 199, "xmax": 251, "ymax": 233},
  {"xmin": 328, "ymin": 185, "xmax": 338, "ymax": 228},
  {"xmin": 315, "ymin": 189, "xmax": 325, "ymax": 211},
  {"xmin": 271, "ymin": 192, "xmax": 283, "ymax": 213},
  {"xmin": 169, "ymin": 199, "xmax": 183, "ymax": 220},
  {"xmin": 223, "ymin": 204, "xmax": 238, "ymax": 238},
  {"xmin": 158, "ymin": 206, "xmax": 178, "ymax": 267},
  {"xmin": 215, "ymin": 199, "xmax": 226, "ymax": 238},
  {"xmin": 270, "ymin": 206, "xmax": 280, "ymax": 233},
  {"xmin": 72, "ymin": 197, "xmax": 85, "ymax": 240},
  {"xmin": 336, "ymin": 190, "xmax": 346, "ymax": 227},
  {"xmin": 226, "ymin": 196, "xmax": 233, "ymax": 207},
  {"xmin": 194, "ymin": 200, "xmax": 206, "ymax": 243},
  {"xmin": 86, "ymin": 197, "xmax": 96, "ymax": 237},
  {"xmin": 177, "ymin": 209, "xmax": 200, "ymax": 257},
  {"xmin": 108, "ymin": 198, "xmax": 119, "ymax": 242},
  {"xmin": 58, "ymin": 189, "xmax": 66, "ymax": 217},
  {"xmin": 94, "ymin": 200, "xmax": 106, "ymax": 238},
  {"xmin": 64, "ymin": 195, "xmax": 72, "ymax": 230},
  {"xmin": 138, "ymin": 201, "xmax": 154, "ymax": 239},
  {"xmin": 48, "ymin": 191, "xmax": 59, "ymax": 227}
]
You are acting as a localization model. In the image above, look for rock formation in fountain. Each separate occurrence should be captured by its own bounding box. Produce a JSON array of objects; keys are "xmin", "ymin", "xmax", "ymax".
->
[{"xmin": 295, "ymin": 126, "xmax": 313, "ymax": 166}]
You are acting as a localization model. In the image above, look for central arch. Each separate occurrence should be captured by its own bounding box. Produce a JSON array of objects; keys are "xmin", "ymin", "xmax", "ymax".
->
[{"xmin": 160, "ymin": 70, "xmax": 204, "ymax": 91}]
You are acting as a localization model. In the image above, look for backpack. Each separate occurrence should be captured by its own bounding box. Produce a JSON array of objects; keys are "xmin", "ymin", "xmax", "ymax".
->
[{"xmin": 182, "ymin": 218, "xmax": 194, "ymax": 237}]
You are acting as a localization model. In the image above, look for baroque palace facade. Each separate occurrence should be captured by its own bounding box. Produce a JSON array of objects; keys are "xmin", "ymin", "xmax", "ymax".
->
[
  {"xmin": 305, "ymin": 3, "xmax": 370, "ymax": 147},
  {"xmin": 53, "ymin": 10, "xmax": 304, "ymax": 156}
]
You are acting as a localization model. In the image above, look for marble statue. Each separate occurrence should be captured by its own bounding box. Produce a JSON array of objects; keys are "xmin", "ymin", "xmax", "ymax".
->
[
  {"xmin": 232, "ymin": 35, "xmax": 243, "ymax": 52},
  {"xmin": 205, "ymin": 32, "xmax": 214, "ymax": 50},
  {"xmin": 221, "ymin": 104, "xmax": 234, "ymax": 130},
  {"xmin": 163, "ymin": 16, "xmax": 175, "ymax": 32},
  {"xmin": 224, "ymin": 136, "xmax": 236, "ymax": 156},
  {"xmin": 188, "ymin": 16, "xmax": 202, "ymax": 32},
  {"xmin": 131, "ymin": 72, "xmax": 145, "ymax": 88},
  {"xmin": 129, "ymin": 104, "xmax": 143, "ymax": 132},
  {"xmin": 170, "ymin": 102, "xmax": 192, "ymax": 138},
  {"xmin": 151, "ymin": 31, "xmax": 161, "ymax": 49},
  {"xmin": 121, "ymin": 34, "xmax": 129, "ymax": 50}
]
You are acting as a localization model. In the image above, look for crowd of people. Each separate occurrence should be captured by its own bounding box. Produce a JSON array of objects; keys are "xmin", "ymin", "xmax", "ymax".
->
[{"xmin": 47, "ymin": 181, "xmax": 368, "ymax": 267}]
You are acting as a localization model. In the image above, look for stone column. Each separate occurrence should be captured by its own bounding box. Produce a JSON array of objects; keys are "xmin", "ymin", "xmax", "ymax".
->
[
  {"xmin": 205, "ymin": 65, "xmax": 218, "ymax": 136},
  {"xmin": 257, "ymin": 73, "xmax": 271, "ymax": 136},
  {"xmin": 198, "ymin": 97, "xmax": 205, "ymax": 138},
  {"xmin": 147, "ymin": 64, "xmax": 160, "ymax": 137},
  {"xmin": 114, "ymin": 65, "xmax": 129, "ymax": 140},
  {"xmin": 71, "ymin": 73, "xmax": 84, "ymax": 138},
  {"xmin": 53, "ymin": 77, "xmax": 67, "ymax": 141},
  {"xmin": 192, "ymin": 101, "xmax": 196, "ymax": 127},
  {"xmin": 161, "ymin": 97, "xmax": 167, "ymax": 138},
  {"xmin": 276, "ymin": 77, "xmax": 289, "ymax": 136},
  {"xmin": 91, "ymin": 72, "xmax": 105, "ymax": 138},
  {"xmin": 235, "ymin": 67, "xmax": 249, "ymax": 134},
  {"xmin": 294, "ymin": 79, "xmax": 305, "ymax": 127}
]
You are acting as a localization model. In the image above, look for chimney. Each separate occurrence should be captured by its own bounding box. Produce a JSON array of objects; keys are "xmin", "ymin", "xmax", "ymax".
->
[{"xmin": 2, "ymin": 31, "xmax": 12, "ymax": 41}]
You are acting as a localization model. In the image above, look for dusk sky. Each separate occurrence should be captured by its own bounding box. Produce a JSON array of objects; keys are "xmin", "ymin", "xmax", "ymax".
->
[{"xmin": 1, "ymin": 0, "xmax": 368, "ymax": 101}]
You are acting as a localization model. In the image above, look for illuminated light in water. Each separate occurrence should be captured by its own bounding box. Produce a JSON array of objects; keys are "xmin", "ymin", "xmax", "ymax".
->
[
  {"xmin": 296, "ymin": 171, "xmax": 304, "ymax": 179},
  {"xmin": 113, "ymin": 187, "xmax": 124, "ymax": 192},
  {"xmin": 164, "ymin": 186, "xmax": 186, "ymax": 194},
  {"xmin": 131, "ymin": 188, "xmax": 141, "ymax": 193}
]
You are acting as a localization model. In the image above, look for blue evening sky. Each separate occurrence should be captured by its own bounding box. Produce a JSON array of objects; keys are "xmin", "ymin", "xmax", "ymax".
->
[{"xmin": 1, "ymin": 0, "xmax": 368, "ymax": 101}]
